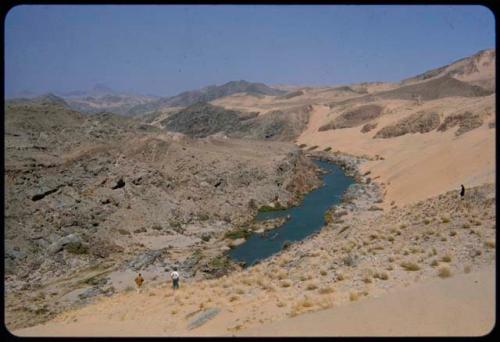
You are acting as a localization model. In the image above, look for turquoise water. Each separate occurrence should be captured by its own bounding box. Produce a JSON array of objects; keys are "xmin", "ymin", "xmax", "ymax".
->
[{"xmin": 228, "ymin": 159, "xmax": 354, "ymax": 266}]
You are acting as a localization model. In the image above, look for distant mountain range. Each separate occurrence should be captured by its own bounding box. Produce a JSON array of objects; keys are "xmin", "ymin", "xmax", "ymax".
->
[
  {"xmin": 7, "ymin": 48, "xmax": 494, "ymax": 117},
  {"xmin": 8, "ymin": 80, "xmax": 286, "ymax": 117},
  {"xmin": 126, "ymin": 80, "xmax": 286, "ymax": 116}
]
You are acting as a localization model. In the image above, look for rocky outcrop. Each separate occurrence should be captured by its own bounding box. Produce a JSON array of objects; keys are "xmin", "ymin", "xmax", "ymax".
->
[
  {"xmin": 437, "ymin": 111, "xmax": 484, "ymax": 136},
  {"xmin": 187, "ymin": 307, "xmax": 221, "ymax": 330},
  {"xmin": 163, "ymin": 102, "xmax": 311, "ymax": 142},
  {"xmin": 373, "ymin": 112, "xmax": 440, "ymax": 138},
  {"xmin": 48, "ymin": 234, "xmax": 85, "ymax": 255},
  {"xmin": 319, "ymin": 105, "xmax": 383, "ymax": 131},
  {"xmin": 127, "ymin": 250, "xmax": 163, "ymax": 271},
  {"xmin": 361, "ymin": 122, "xmax": 378, "ymax": 133}
]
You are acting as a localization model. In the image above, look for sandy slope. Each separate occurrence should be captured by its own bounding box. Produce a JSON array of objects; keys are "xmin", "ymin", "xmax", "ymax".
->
[
  {"xmin": 297, "ymin": 96, "xmax": 495, "ymax": 207},
  {"xmin": 14, "ymin": 264, "xmax": 494, "ymax": 337},
  {"xmin": 238, "ymin": 264, "xmax": 495, "ymax": 337}
]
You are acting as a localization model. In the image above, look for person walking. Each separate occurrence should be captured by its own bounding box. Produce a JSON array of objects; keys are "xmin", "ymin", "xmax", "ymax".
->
[
  {"xmin": 460, "ymin": 184, "xmax": 465, "ymax": 198},
  {"xmin": 135, "ymin": 273, "xmax": 144, "ymax": 294},
  {"xmin": 171, "ymin": 267, "xmax": 180, "ymax": 290}
]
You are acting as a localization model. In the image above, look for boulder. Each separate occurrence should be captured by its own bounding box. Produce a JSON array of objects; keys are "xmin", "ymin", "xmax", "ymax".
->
[
  {"xmin": 228, "ymin": 238, "xmax": 246, "ymax": 247},
  {"xmin": 48, "ymin": 234, "xmax": 83, "ymax": 255},
  {"xmin": 187, "ymin": 308, "xmax": 221, "ymax": 330},
  {"xmin": 127, "ymin": 250, "xmax": 162, "ymax": 271},
  {"xmin": 78, "ymin": 286, "xmax": 102, "ymax": 300}
]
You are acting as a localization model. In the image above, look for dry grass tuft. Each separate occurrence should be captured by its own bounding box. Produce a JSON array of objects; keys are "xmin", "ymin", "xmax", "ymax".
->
[
  {"xmin": 485, "ymin": 240, "xmax": 495, "ymax": 249},
  {"xmin": 400, "ymin": 261, "xmax": 420, "ymax": 271},
  {"xmin": 437, "ymin": 266, "xmax": 452, "ymax": 278},
  {"xmin": 306, "ymin": 283, "xmax": 318, "ymax": 291},
  {"xmin": 318, "ymin": 286, "xmax": 335, "ymax": 295},
  {"xmin": 290, "ymin": 297, "xmax": 315, "ymax": 317},
  {"xmin": 374, "ymin": 272, "xmax": 389, "ymax": 280},
  {"xmin": 277, "ymin": 270, "xmax": 288, "ymax": 280},
  {"xmin": 349, "ymin": 292, "xmax": 359, "ymax": 301},
  {"xmin": 276, "ymin": 301, "xmax": 286, "ymax": 308},
  {"xmin": 279, "ymin": 280, "xmax": 291, "ymax": 288},
  {"xmin": 441, "ymin": 255, "xmax": 452, "ymax": 263}
]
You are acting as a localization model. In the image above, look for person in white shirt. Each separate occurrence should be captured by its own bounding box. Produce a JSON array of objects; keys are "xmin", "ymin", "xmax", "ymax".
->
[{"xmin": 170, "ymin": 267, "xmax": 180, "ymax": 290}]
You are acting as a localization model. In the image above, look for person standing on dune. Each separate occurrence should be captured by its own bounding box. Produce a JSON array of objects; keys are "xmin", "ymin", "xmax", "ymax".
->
[
  {"xmin": 460, "ymin": 184, "xmax": 465, "ymax": 198},
  {"xmin": 171, "ymin": 267, "xmax": 180, "ymax": 290},
  {"xmin": 135, "ymin": 273, "xmax": 144, "ymax": 294}
]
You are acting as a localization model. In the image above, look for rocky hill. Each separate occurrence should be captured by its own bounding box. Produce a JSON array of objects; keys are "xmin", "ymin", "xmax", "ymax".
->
[
  {"xmin": 401, "ymin": 48, "xmax": 495, "ymax": 91},
  {"xmin": 4, "ymin": 99, "xmax": 321, "ymax": 330},
  {"xmin": 161, "ymin": 102, "xmax": 311, "ymax": 141}
]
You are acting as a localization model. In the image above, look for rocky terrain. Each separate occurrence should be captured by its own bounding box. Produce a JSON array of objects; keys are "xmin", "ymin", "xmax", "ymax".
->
[{"xmin": 4, "ymin": 97, "xmax": 321, "ymax": 330}]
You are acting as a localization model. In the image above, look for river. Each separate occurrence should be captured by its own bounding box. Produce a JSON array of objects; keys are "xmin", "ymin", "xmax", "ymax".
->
[{"xmin": 228, "ymin": 159, "xmax": 354, "ymax": 266}]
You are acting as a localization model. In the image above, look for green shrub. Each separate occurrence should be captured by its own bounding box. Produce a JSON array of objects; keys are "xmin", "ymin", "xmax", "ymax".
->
[
  {"xmin": 224, "ymin": 228, "xmax": 251, "ymax": 240},
  {"xmin": 66, "ymin": 242, "xmax": 89, "ymax": 254},
  {"xmin": 258, "ymin": 203, "xmax": 286, "ymax": 212},
  {"xmin": 198, "ymin": 213, "xmax": 210, "ymax": 221}
]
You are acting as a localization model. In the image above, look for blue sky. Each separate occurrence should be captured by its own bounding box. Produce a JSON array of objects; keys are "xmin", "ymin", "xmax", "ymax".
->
[{"xmin": 4, "ymin": 5, "xmax": 495, "ymax": 97}]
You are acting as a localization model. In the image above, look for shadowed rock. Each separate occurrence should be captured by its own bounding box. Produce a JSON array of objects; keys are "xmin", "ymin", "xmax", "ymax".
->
[{"xmin": 187, "ymin": 307, "xmax": 221, "ymax": 330}]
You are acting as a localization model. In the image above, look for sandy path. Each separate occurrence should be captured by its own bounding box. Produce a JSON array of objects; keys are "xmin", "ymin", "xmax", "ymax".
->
[{"xmin": 238, "ymin": 264, "xmax": 495, "ymax": 337}]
